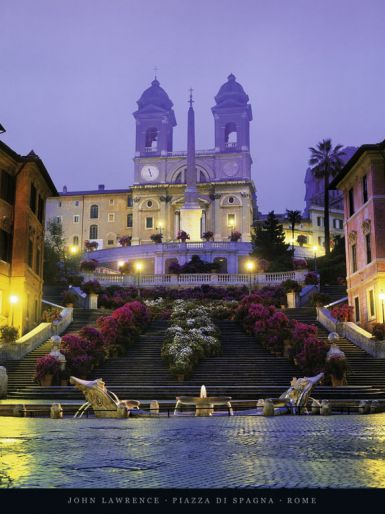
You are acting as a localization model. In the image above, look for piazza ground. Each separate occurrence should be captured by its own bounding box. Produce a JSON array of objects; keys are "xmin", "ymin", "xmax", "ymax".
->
[{"xmin": 1, "ymin": 414, "xmax": 385, "ymax": 489}]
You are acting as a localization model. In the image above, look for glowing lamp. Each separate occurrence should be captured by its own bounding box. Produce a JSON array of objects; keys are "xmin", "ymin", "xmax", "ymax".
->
[{"xmin": 9, "ymin": 295, "xmax": 19, "ymax": 305}]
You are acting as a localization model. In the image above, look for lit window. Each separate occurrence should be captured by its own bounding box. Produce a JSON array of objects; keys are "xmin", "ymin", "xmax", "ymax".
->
[{"xmin": 227, "ymin": 213, "xmax": 235, "ymax": 227}]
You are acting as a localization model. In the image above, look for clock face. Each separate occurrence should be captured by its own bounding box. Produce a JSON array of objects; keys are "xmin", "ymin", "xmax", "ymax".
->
[
  {"xmin": 223, "ymin": 161, "xmax": 239, "ymax": 177},
  {"xmin": 141, "ymin": 165, "xmax": 159, "ymax": 182}
]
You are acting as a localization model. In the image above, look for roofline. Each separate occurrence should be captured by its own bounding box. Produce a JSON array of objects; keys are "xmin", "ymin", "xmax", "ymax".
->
[
  {"xmin": 0, "ymin": 140, "xmax": 58, "ymax": 196},
  {"xmin": 329, "ymin": 140, "xmax": 385, "ymax": 189},
  {"xmin": 59, "ymin": 188, "xmax": 133, "ymax": 197}
]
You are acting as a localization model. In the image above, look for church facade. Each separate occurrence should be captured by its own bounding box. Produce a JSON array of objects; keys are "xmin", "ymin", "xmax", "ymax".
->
[{"xmin": 46, "ymin": 75, "xmax": 258, "ymax": 273}]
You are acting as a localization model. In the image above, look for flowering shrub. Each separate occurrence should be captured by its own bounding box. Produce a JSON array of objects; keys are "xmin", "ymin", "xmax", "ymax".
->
[
  {"xmin": 202, "ymin": 231, "xmax": 214, "ymax": 241},
  {"xmin": 80, "ymin": 259, "xmax": 98, "ymax": 272},
  {"xmin": 161, "ymin": 300, "xmax": 221, "ymax": 377},
  {"xmin": 81, "ymin": 280, "xmax": 102, "ymax": 295},
  {"xmin": 330, "ymin": 304, "xmax": 353, "ymax": 322},
  {"xmin": 84, "ymin": 240, "xmax": 98, "ymax": 252},
  {"xmin": 304, "ymin": 272, "xmax": 319, "ymax": 285},
  {"xmin": 41, "ymin": 307, "xmax": 62, "ymax": 323},
  {"xmin": 118, "ymin": 235, "xmax": 132, "ymax": 247},
  {"xmin": 33, "ymin": 355, "xmax": 61, "ymax": 383},
  {"xmin": 295, "ymin": 338, "xmax": 329, "ymax": 376},
  {"xmin": 282, "ymin": 279, "xmax": 302, "ymax": 293},
  {"xmin": 229, "ymin": 230, "xmax": 242, "ymax": 242},
  {"xmin": 177, "ymin": 230, "xmax": 190, "ymax": 242},
  {"xmin": 293, "ymin": 258, "xmax": 307, "ymax": 270}
]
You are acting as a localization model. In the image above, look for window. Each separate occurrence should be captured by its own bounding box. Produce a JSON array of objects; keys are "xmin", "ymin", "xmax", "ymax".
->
[
  {"xmin": 55, "ymin": 216, "xmax": 62, "ymax": 224},
  {"xmin": 89, "ymin": 225, "xmax": 98, "ymax": 239},
  {"xmin": 90, "ymin": 204, "xmax": 99, "ymax": 219},
  {"xmin": 109, "ymin": 199, "xmax": 114, "ymax": 205},
  {"xmin": 351, "ymin": 244, "xmax": 357, "ymax": 273},
  {"xmin": 229, "ymin": 196, "xmax": 234, "ymax": 204},
  {"xmin": 349, "ymin": 188, "xmax": 355, "ymax": 216},
  {"xmin": 75, "ymin": 200, "xmax": 79, "ymax": 206},
  {"xmin": 317, "ymin": 216, "xmax": 323, "ymax": 227},
  {"xmin": 127, "ymin": 213, "xmax": 133, "ymax": 227},
  {"xmin": 127, "ymin": 196, "xmax": 133, "ymax": 207},
  {"xmin": 58, "ymin": 201, "xmax": 62, "ymax": 208},
  {"xmin": 227, "ymin": 213, "xmax": 236, "ymax": 227},
  {"xmin": 30, "ymin": 183, "xmax": 37, "ymax": 213},
  {"xmin": 73, "ymin": 215, "xmax": 80, "ymax": 223},
  {"xmin": 35, "ymin": 248, "xmax": 41, "ymax": 276},
  {"xmin": 107, "ymin": 239, "xmax": 114, "ymax": 245},
  {"xmin": 145, "ymin": 127, "xmax": 158, "ymax": 150},
  {"xmin": 366, "ymin": 233, "xmax": 372, "ymax": 264},
  {"xmin": 37, "ymin": 196, "xmax": 44, "ymax": 223},
  {"xmin": 334, "ymin": 219, "xmax": 343, "ymax": 230},
  {"xmin": 362, "ymin": 175, "xmax": 368, "ymax": 204},
  {"xmin": 28, "ymin": 239, "xmax": 33, "ymax": 268},
  {"xmin": 73, "ymin": 235, "xmax": 79, "ymax": 246},
  {"xmin": 0, "ymin": 170, "xmax": 15, "ymax": 205},
  {"xmin": 368, "ymin": 289, "xmax": 375, "ymax": 319},
  {"xmin": 147, "ymin": 200, "xmax": 153, "ymax": 208},
  {"xmin": 108, "ymin": 213, "xmax": 115, "ymax": 222},
  {"xmin": 0, "ymin": 229, "xmax": 12, "ymax": 262},
  {"xmin": 145, "ymin": 217, "xmax": 153, "ymax": 229},
  {"xmin": 224, "ymin": 122, "xmax": 237, "ymax": 146},
  {"xmin": 354, "ymin": 297, "xmax": 360, "ymax": 323}
]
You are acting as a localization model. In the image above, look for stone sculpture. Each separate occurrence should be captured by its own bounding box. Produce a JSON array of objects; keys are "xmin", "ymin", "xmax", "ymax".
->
[
  {"xmin": 70, "ymin": 376, "xmax": 140, "ymax": 418},
  {"xmin": 50, "ymin": 403, "xmax": 63, "ymax": 419},
  {"xmin": 257, "ymin": 373, "xmax": 324, "ymax": 416},
  {"xmin": 175, "ymin": 385, "xmax": 233, "ymax": 417}
]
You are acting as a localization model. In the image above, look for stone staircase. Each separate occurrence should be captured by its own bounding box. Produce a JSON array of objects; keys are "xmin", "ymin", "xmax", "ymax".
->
[
  {"xmin": 319, "ymin": 284, "xmax": 347, "ymax": 304},
  {"xmin": 7, "ymin": 314, "xmax": 385, "ymax": 401},
  {"xmin": 42, "ymin": 285, "xmax": 66, "ymax": 305},
  {"xmin": 3, "ymin": 309, "xmax": 105, "ymax": 396}
]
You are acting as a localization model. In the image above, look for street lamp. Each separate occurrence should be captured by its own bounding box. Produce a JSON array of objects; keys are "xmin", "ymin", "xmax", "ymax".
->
[
  {"xmin": 118, "ymin": 260, "xmax": 125, "ymax": 272},
  {"xmin": 312, "ymin": 245, "xmax": 318, "ymax": 272},
  {"xmin": 9, "ymin": 294, "xmax": 19, "ymax": 327},
  {"xmin": 157, "ymin": 221, "xmax": 163, "ymax": 235},
  {"xmin": 379, "ymin": 292, "xmax": 385, "ymax": 323},
  {"xmin": 134, "ymin": 262, "xmax": 143, "ymax": 298},
  {"xmin": 69, "ymin": 245, "xmax": 79, "ymax": 255},
  {"xmin": 245, "ymin": 260, "xmax": 255, "ymax": 294}
]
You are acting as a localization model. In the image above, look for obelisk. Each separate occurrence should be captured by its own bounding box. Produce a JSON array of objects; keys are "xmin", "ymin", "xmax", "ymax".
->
[{"xmin": 179, "ymin": 89, "xmax": 202, "ymax": 241}]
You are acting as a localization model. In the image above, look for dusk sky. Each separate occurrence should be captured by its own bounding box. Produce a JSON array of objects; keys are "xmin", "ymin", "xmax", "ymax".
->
[{"xmin": 1, "ymin": 0, "xmax": 385, "ymax": 212}]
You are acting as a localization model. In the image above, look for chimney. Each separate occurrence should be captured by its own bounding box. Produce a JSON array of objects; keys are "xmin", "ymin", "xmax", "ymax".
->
[
  {"xmin": 63, "ymin": 185, "xmax": 67, "ymax": 193},
  {"xmin": 98, "ymin": 184, "xmax": 105, "ymax": 191}
]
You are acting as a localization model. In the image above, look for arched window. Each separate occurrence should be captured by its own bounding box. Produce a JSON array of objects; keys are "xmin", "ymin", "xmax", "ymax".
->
[
  {"xmin": 145, "ymin": 127, "xmax": 158, "ymax": 150},
  {"xmin": 73, "ymin": 235, "xmax": 79, "ymax": 246},
  {"xmin": 89, "ymin": 225, "xmax": 98, "ymax": 239},
  {"xmin": 225, "ymin": 122, "xmax": 237, "ymax": 146},
  {"xmin": 90, "ymin": 204, "xmax": 99, "ymax": 219}
]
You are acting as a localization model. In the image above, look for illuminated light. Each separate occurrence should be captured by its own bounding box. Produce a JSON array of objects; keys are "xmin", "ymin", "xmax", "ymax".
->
[
  {"xmin": 9, "ymin": 295, "xmax": 19, "ymax": 305},
  {"xmin": 312, "ymin": 246, "xmax": 318, "ymax": 253},
  {"xmin": 379, "ymin": 293, "xmax": 385, "ymax": 301},
  {"xmin": 118, "ymin": 260, "xmax": 125, "ymax": 268},
  {"xmin": 69, "ymin": 245, "xmax": 79, "ymax": 255},
  {"xmin": 245, "ymin": 260, "xmax": 255, "ymax": 272},
  {"xmin": 135, "ymin": 262, "xmax": 143, "ymax": 273}
]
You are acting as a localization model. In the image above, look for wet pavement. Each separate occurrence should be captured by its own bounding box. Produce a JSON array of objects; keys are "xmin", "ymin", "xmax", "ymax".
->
[{"xmin": 1, "ymin": 414, "xmax": 385, "ymax": 488}]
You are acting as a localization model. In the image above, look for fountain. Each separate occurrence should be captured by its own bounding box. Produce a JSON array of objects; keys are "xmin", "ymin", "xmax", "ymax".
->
[{"xmin": 174, "ymin": 385, "xmax": 233, "ymax": 416}]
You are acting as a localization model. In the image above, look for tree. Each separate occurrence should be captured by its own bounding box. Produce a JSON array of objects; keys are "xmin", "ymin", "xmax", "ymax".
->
[
  {"xmin": 44, "ymin": 218, "xmax": 66, "ymax": 284},
  {"xmin": 251, "ymin": 211, "xmax": 293, "ymax": 271},
  {"xmin": 309, "ymin": 139, "xmax": 346, "ymax": 255},
  {"xmin": 286, "ymin": 209, "xmax": 302, "ymax": 250}
]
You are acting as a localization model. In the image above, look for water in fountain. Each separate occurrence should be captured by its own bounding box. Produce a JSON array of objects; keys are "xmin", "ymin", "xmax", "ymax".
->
[{"xmin": 200, "ymin": 385, "xmax": 207, "ymax": 398}]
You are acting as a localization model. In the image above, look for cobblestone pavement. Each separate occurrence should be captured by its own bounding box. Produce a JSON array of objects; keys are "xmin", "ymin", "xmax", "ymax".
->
[{"xmin": 1, "ymin": 414, "xmax": 385, "ymax": 488}]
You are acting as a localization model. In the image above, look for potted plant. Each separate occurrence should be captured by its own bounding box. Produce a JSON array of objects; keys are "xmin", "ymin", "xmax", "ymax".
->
[
  {"xmin": 229, "ymin": 230, "xmax": 242, "ymax": 242},
  {"xmin": 118, "ymin": 235, "xmax": 132, "ymax": 247},
  {"xmin": 84, "ymin": 240, "xmax": 99, "ymax": 252},
  {"xmin": 325, "ymin": 345, "xmax": 348, "ymax": 387},
  {"xmin": 33, "ymin": 355, "xmax": 61, "ymax": 386},
  {"xmin": 0, "ymin": 325, "xmax": 19, "ymax": 344},
  {"xmin": 62, "ymin": 290, "xmax": 78, "ymax": 308},
  {"xmin": 80, "ymin": 258, "xmax": 98, "ymax": 272},
  {"xmin": 296, "ymin": 234, "xmax": 307, "ymax": 247},
  {"xmin": 150, "ymin": 233, "xmax": 163, "ymax": 244},
  {"xmin": 177, "ymin": 230, "xmax": 190, "ymax": 243},
  {"xmin": 202, "ymin": 231, "xmax": 214, "ymax": 242},
  {"xmin": 80, "ymin": 280, "xmax": 102, "ymax": 295}
]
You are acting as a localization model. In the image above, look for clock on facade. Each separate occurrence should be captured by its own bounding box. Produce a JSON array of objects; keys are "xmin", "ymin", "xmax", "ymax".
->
[
  {"xmin": 141, "ymin": 165, "xmax": 159, "ymax": 182},
  {"xmin": 223, "ymin": 161, "xmax": 239, "ymax": 177}
]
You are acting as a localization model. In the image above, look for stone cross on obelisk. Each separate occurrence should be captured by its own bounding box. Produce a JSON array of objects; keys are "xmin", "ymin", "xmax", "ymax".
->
[{"xmin": 179, "ymin": 88, "xmax": 202, "ymax": 241}]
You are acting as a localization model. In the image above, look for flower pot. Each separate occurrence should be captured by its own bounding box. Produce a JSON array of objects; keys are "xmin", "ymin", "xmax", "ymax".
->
[
  {"xmin": 40, "ymin": 374, "xmax": 53, "ymax": 386},
  {"xmin": 331, "ymin": 375, "xmax": 344, "ymax": 387},
  {"xmin": 176, "ymin": 374, "xmax": 184, "ymax": 382}
]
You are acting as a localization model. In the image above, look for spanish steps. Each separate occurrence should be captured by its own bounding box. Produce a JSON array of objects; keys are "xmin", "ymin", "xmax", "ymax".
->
[{"xmin": 4, "ymin": 300, "xmax": 385, "ymax": 401}]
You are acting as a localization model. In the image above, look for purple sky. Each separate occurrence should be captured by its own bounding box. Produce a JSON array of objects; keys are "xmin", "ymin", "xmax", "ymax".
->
[{"xmin": 1, "ymin": 0, "xmax": 385, "ymax": 212}]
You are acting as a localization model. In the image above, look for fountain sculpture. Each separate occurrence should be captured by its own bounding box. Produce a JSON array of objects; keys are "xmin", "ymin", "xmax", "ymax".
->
[{"xmin": 174, "ymin": 385, "xmax": 233, "ymax": 416}]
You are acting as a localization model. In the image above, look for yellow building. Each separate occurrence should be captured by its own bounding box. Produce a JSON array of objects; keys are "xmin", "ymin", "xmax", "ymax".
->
[{"xmin": 0, "ymin": 141, "xmax": 58, "ymax": 337}]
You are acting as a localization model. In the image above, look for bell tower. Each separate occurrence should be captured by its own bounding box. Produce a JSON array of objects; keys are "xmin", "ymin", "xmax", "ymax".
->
[
  {"xmin": 133, "ymin": 78, "xmax": 176, "ymax": 157},
  {"xmin": 212, "ymin": 74, "xmax": 252, "ymax": 153}
]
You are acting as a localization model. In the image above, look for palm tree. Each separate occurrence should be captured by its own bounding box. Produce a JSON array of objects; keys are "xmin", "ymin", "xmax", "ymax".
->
[
  {"xmin": 309, "ymin": 139, "xmax": 346, "ymax": 256},
  {"xmin": 286, "ymin": 209, "xmax": 302, "ymax": 250}
]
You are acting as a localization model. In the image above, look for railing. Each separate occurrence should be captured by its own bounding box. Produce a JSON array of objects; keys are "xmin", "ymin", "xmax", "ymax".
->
[
  {"xmin": 167, "ymin": 148, "xmax": 217, "ymax": 157},
  {"xmin": 89, "ymin": 270, "xmax": 307, "ymax": 288}
]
